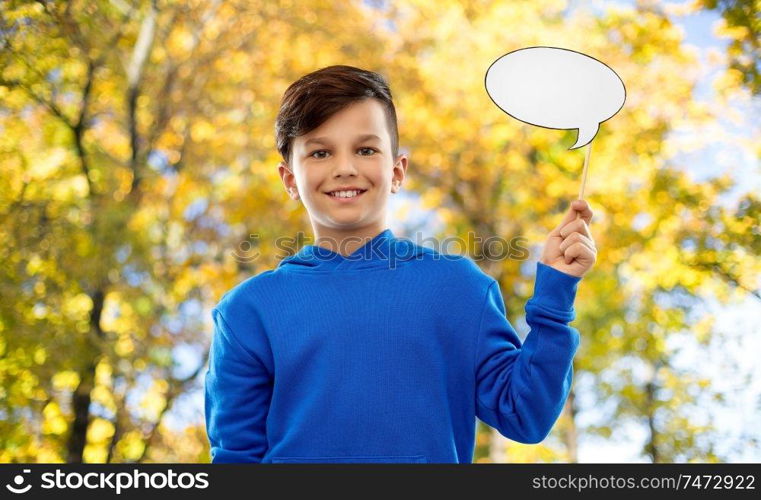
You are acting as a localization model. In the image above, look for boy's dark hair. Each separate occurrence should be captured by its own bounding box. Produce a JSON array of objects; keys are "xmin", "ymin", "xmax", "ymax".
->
[{"xmin": 275, "ymin": 65, "xmax": 399, "ymax": 165}]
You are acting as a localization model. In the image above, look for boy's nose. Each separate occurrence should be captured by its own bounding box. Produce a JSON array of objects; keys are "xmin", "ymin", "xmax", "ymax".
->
[{"xmin": 330, "ymin": 155, "xmax": 359, "ymax": 177}]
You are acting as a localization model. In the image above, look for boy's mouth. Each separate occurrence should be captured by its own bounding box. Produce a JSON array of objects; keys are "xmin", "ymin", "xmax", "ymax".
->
[{"xmin": 325, "ymin": 188, "xmax": 368, "ymax": 202}]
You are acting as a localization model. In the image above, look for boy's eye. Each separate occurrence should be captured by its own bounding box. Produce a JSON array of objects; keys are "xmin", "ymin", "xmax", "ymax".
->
[{"xmin": 309, "ymin": 148, "xmax": 377, "ymax": 159}]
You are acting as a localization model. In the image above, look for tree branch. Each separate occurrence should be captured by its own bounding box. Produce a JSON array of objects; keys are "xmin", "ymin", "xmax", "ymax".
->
[{"xmin": 136, "ymin": 352, "xmax": 209, "ymax": 463}]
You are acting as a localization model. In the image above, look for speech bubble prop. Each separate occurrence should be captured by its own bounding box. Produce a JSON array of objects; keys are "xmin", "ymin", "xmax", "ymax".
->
[{"xmin": 485, "ymin": 46, "xmax": 626, "ymax": 150}]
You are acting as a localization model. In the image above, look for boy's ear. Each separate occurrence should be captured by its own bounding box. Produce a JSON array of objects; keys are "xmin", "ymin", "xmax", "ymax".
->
[
  {"xmin": 391, "ymin": 155, "xmax": 408, "ymax": 194},
  {"xmin": 278, "ymin": 161, "xmax": 293, "ymax": 175},
  {"xmin": 278, "ymin": 161, "xmax": 299, "ymax": 200}
]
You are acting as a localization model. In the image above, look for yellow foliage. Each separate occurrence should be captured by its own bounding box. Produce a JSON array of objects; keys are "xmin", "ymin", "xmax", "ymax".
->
[
  {"xmin": 51, "ymin": 371, "xmax": 80, "ymax": 391},
  {"xmin": 51, "ymin": 174, "xmax": 90, "ymax": 200},
  {"xmin": 502, "ymin": 441, "xmax": 566, "ymax": 463},
  {"xmin": 26, "ymin": 255, "xmax": 43, "ymax": 275},
  {"xmin": 91, "ymin": 385, "xmax": 115, "ymax": 412},
  {"xmin": 190, "ymin": 120, "xmax": 216, "ymax": 142},
  {"xmin": 29, "ymin": 147, "xmax": 69, "ymax": 179},
  {"xmin": 83, "ymin": 444, "xmax": 108, "ymax": 463},
  {"xmin": 95, "ymin": 361, "xmax": 113, "ymax": 386},
  {"xmin": 117, "ymin": 431, "xmax": 146, "ymax": 461},
  {"xmin": 712, "ymin": 19, "xmax": 749, "ymax": 40},
  {"xmin": 115, "ymin": 336, "xmax": 134, "ymax": 357},
  {"xmin": 420, "ymin": 189, "xmax": 444, "ymax": 210},
  {"xmin": 33, "ymin": 347, "xmax": 46, "ymax": 365},
  {"xmin": 36, "ymin": 447, "xmax": 63, "ymax": 463},
  {"xmin": 42, "ymin": 401, "xmax": 67, "ymax": 435},
  {"xmin": 61, "ymin": 293, "xmax": 93, "ymax": 319},
  {"xmin": 88, "ymin": 417, "xmax": 115, "ymax": 443},
  {"xmin": 141, "ymin": 396, "xmax": 166, "ymax": 421}
]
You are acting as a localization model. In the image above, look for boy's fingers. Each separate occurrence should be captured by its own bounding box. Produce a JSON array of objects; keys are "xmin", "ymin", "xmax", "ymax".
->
[
  {"xmin": 564, "ymin": 240, "xmax": 597, "ymax": 265},
  {"xmin": 560, "ymin": 219, "xmax": 593, "ymax": 240},
  {"xmin": 559, "ymin": 233, "xmax": 595, "ymax": 253},
  {"xmin": 571, "ymin": 199, "xmax": 593, "ymax": 223},
  {"xmin": 551, "ymin": 199, "xmax": 593, "ymax": 235}
]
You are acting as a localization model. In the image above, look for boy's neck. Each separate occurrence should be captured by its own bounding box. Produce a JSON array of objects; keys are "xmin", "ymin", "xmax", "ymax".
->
[{"xmin": 311, "ymin": 223, "xmax": 389, "ymax": 257}]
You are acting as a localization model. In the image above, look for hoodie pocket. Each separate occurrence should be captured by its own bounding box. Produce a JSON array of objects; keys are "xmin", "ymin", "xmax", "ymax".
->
[{"xmin": 271, "ymin": 455, "xmax": 428, "ymax": 464}]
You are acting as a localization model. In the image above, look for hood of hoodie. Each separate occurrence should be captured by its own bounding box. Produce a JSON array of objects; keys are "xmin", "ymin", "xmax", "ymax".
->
[{"xmin": 276, "ymin": 228, "xmax": 428, "ymax": 272}]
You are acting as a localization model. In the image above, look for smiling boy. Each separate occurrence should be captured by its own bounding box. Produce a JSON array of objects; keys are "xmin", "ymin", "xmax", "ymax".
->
[
  {"xmin": 280, "ymin": 93, "xmax": 404, "ymax": 256},
  {"xmin": 204, "ymin": 65, "xmax": 597, "ymax": 463}
]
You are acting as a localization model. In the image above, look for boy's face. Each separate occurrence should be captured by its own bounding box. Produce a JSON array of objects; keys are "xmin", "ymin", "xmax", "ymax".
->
[{"xmin": 278, "ymin": 98, "xmax": 407, "ymax": 239}]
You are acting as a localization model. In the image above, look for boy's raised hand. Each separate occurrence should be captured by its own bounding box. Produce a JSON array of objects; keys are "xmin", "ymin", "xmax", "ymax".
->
[{"xmin": 539, "ymin": 199, "xmax": 597, "ymax": 278}]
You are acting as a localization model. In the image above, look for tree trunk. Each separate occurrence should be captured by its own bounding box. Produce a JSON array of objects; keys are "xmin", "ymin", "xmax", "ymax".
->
[
  {"xmin": 563, "ymin": 386, "xmax": 579, "ymax": 462},
  {"xmin": 644, "ymin": 379, "xmax": 660, "ymax": 463},
  {"xmin": 66, "ymin": 288, "xmax": 105, "ymax": 463},
  {"xmin": 66, "ymin": 363, "xmax": 95, "ymax": 463}
]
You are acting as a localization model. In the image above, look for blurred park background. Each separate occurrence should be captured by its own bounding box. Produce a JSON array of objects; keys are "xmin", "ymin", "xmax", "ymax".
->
[{"xmin": 1, "ymin": 0, "xmax": 759, "ymax": 463}]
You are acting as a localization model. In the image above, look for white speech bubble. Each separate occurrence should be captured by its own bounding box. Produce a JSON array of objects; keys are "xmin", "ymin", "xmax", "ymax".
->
[{"xmin": 485, "ymin": 46, "xmax": 626, "ymax": 149}]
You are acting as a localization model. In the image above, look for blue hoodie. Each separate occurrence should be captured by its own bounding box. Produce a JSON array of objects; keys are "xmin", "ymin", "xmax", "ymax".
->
[{"xmin": 204, "ymin": 228, "xmax": 581, "ymax": 463}]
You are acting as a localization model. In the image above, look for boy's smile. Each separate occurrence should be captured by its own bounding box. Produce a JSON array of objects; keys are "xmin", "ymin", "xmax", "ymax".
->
[
  {"xmin": 279, "ymin": 98, "xmax": 407, "ymax": 256},
  {"xmin": 325, "ymin": 188, "xmax": 368, "ymax": 202}
]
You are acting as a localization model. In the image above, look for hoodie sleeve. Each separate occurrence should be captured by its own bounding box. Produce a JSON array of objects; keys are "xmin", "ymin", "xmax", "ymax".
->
[
  {"xmin": 204, "ymin": 307, "xmax": 273, "ymax": 463},
  {"xmin": 474, "ymin": 261, "xmax": 581, "ymax": 444}
]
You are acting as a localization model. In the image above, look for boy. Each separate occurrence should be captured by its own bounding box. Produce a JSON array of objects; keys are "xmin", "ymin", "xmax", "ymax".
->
[{"xmin": 204, "ymin": 65, "xmax": 597, "ymax": 463}]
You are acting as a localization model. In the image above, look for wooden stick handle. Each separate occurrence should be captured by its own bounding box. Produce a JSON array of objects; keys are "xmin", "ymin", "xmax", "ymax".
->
[{"xmin": 576, "ymin": 143, "xmax": 592, "ymax": 219}]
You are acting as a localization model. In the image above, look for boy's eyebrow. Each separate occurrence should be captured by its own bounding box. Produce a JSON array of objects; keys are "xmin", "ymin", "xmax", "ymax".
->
[{"xmin": 304, "ymin": 134, "xmax": 381, "ymax": 147}]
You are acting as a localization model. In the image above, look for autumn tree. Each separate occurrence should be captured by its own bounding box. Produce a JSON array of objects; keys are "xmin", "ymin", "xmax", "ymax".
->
[{"xmin": 1, "ymin": 0, "xmax": 758, "ymax": 463}]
